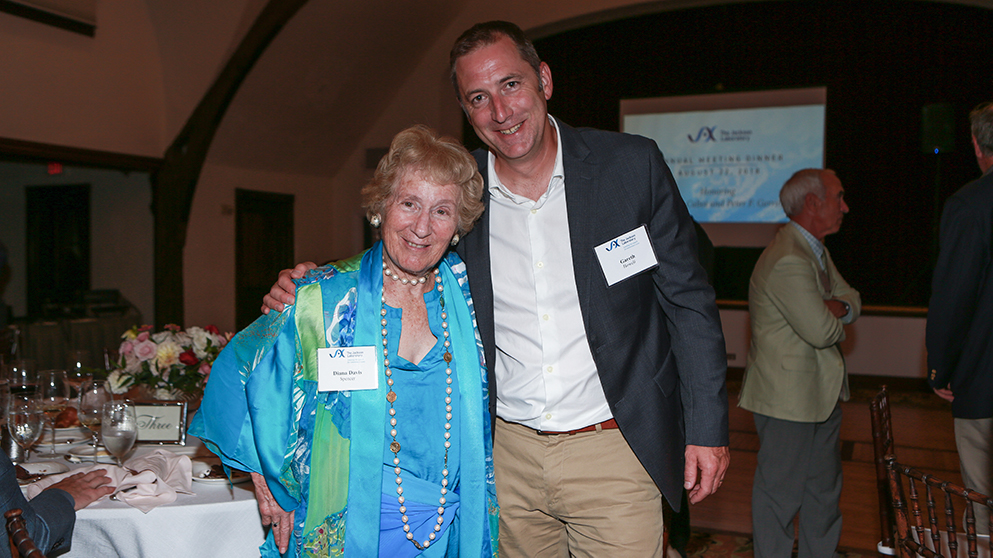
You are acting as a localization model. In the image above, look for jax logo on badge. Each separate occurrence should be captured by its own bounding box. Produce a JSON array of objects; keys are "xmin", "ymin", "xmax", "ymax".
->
[{"xmin": 606, "ymin": 240, "xmax": 622, "ymax": 251}]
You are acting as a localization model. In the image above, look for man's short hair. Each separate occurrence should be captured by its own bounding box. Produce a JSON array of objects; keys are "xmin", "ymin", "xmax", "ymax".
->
[
  {"xmin": 779, "ymin": 169, "xmax": 827, "ymax": 217},
  {"xmin": 970, "ymin": 102, "xmax": 993, "ymax": 157},
  {"xmin": 449, "ymin": 21, "xmax": 542, "ymax": 102}
]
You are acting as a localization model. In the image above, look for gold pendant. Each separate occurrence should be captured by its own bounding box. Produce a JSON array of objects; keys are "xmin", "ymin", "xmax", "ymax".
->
[
  {"xmin": 386, "ymin": 391, "xmax": 397, "ymax": 403},
  {"xmin": 390, "ymin": 441, "xmax": 401, "ymax": 453},
  {"xmin": 443, "ymin": 352, "xmax": 452, "ymax": 363}
]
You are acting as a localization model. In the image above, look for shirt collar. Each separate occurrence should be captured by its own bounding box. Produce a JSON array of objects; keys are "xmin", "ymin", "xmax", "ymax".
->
[
  {"xmin": 790, "ymin": 220, "xmax": 826, "ymax": 268},
  {"xmin": 487, "ymin": 115, "xmax": 564, "ymax": 207}
]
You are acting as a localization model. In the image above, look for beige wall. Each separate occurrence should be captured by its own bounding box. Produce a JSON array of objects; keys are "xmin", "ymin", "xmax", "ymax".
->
[
  {"xmin": 1, "ymin": 0, "xmax": 987, "ymax": 372},
  {"xmin": 0, "ymin": 161, "xmax": 154, "ymax": 323}
]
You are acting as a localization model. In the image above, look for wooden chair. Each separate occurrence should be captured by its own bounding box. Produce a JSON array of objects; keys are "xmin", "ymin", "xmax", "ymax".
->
[
  {"xmin": 5, "ymin": 508, "xmax": 44, "ymax": 558},
  {"xmin": 871, "ymin": 385, "xmax": 896, "ymax": 551},
  {"xmin": 886, "ymin": 455, "xmax": 993, "ymax": 557}
]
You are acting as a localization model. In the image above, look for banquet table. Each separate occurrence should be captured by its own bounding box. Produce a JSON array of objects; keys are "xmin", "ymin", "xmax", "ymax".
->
[{"xmin": 39, "ymin": 437, "xmax": 266, "ymax": 558}]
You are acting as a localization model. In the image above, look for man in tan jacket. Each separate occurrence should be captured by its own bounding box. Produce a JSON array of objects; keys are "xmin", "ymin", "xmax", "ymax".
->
[{"xmin": 739, "ymin": 168, "xmax": 861, "ymax": 558}]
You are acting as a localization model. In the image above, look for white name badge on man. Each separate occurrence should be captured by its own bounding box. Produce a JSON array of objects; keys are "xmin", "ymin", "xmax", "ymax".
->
[
  {"xmin": 594, "ymin": 225, "xmax": 660, "ymax": 286},
  {"xmin": 317, "ymin": 346, "xmax": 379, "ymax": 392}
]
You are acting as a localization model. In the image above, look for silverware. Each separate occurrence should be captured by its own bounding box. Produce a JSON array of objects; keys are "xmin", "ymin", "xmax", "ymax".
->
[{"xmin": 109, "ymin": 485, "xmax": 139, "ymax": 501}]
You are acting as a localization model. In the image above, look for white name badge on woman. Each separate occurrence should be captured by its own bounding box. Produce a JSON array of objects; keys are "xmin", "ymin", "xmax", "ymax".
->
[{"xmin": 317, "ymin": 347, "xmax": 379, "ymax": 391}]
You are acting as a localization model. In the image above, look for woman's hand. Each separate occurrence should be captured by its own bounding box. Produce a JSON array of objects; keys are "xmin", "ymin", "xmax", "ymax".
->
[{"xmin": 251, "ymin": 472, "xmax": 295, "ymax": 554}]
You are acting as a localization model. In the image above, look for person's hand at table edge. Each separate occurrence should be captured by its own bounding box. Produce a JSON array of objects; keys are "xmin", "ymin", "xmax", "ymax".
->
[{"xmin": 49, "ymin": 469, "xmax": 114, "ymax": 510}]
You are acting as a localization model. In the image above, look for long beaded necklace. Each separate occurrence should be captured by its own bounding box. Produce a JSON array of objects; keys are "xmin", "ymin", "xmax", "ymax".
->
[{"xmin": 381, "ymin": 266, "xmax": 453, "ymax": 550}]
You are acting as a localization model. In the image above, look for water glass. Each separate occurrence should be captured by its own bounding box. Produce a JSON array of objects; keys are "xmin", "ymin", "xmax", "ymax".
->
[
  {"xmin": 101, "ymin": 400, "xmax": 137, "ymax": 468},
  {"xmin": 7, "ymin": 394, "xmax": 43, "ymax": 463}
]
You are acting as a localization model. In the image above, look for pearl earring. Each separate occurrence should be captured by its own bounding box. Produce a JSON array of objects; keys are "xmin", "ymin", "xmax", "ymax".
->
[
  {"xmin": 450, "ymin": 234, "xmax": 460, "ymax": 247},
  {"xmin": 370, "ymin": 214, "xmax": 381, "ymax": 227}
]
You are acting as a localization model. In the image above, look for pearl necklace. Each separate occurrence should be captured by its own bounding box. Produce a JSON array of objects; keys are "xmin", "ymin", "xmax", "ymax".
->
[
  {"xmin": 381, "ymin": 268, "xmax": 453, "ymax": 550},
  {"xmin": 383, "ymin": 261, "xmax": 429, "ymax": 285}
]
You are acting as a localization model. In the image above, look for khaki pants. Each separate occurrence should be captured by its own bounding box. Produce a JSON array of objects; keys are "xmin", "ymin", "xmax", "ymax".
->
[
  {"xmin": 955, "ymin": 417, "xmax": 993, "ymax": 533},
  {"xmin": 494, "ymin": 418, "xmax": 666, "ymax": 558}
]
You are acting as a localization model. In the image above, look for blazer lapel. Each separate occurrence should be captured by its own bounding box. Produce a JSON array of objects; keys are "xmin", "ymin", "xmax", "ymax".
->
[
  {"xmin": 459, "ymin": 149, "xmax": 496, "ymax": 377},
  {"xmin": 559, "ymin": 123, "xmax": 597, "ymax": 316}
]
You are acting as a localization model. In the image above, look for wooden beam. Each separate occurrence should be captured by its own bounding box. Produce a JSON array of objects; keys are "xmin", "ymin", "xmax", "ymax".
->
[
  {"xmin": 0, "ymin": 137, "xmax": 161, "ymax": 171},
  {"xmin": 151, "ymin": 0, "xmax": 309, "ymax": 328}
]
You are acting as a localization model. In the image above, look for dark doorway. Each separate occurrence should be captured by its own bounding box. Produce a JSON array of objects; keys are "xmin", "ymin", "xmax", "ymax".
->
[
  {"xmin": 25, "ymin": 184, "xmax": 90, "ymax": 319},
  {"xmin": 235, "ymin": 189, "xmax": 294, "ymax": 331}
]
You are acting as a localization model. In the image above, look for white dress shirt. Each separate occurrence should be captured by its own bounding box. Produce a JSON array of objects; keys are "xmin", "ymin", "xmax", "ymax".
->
[{"xmin": 487, "ymin": 117, "xmax": 613, "ymax": 431}]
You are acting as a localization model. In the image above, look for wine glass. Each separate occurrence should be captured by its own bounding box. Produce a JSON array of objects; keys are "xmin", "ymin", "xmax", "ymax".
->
[
  {"xmin": 66, "ymin": 350, "xmax": 92, "ymax": 398},
  {"xmin": 78, "ymin": 379, "xmax": 110, "ymax": 463},
  {"xmin": 37, "ymin": 370, "xmax": 69, "ymax": 456},
  {"xmin": 7, "ymin": 394, "xmax": 43, "ymax": 463},
  {"xmin": 9, "ymin": 359, "xmax": 36, "ymax": 397},
  {"xmin": 101, "ymin": 401, "xmax": 137, "ymax": 468}
]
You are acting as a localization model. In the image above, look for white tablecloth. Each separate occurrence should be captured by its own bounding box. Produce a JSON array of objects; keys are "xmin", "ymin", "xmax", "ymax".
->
[{"xmin": 57, "ymin": 439, "xmax": 266, "ymax": 557}]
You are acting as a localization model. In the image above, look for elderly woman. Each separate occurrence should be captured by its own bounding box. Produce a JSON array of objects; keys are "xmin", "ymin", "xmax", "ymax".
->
[{"xmin": 189, "ymin": 125, "xmax": 497, "ymax": 557}]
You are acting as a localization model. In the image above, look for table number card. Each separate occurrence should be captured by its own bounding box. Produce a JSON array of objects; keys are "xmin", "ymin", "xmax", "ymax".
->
[{"xmin": 134, "ymin": 402, "xmax": 187, "ymax": 444}]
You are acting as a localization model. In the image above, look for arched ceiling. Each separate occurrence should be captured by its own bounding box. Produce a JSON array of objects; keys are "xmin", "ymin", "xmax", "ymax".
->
[
  {"xmin": 204, "ymin": 0, "xmax": 463, "ymax": 177},
  {"xmin": 192, "ymin": 0, "xmax": 993, "ymax": 179}
]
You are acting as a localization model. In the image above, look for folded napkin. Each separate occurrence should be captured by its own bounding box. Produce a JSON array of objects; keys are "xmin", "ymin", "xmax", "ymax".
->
[{"xmin": 25, "ymin": 449, "xmax": 194, "ymax": 513}]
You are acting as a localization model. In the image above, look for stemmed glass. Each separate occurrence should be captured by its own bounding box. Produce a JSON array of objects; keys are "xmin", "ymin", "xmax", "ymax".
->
[
  {"xmin": 9, "ymin": 359, "xmax": 36, "ymax": 397},
  {"xmin": 101, "ymin": 401, "xmax": 137, "ymax": 468},
  {"xmin": 66, "ymin": 350, "xmax": 92, "ymax": 398},
  {"xmin": 37, "ymin": 370, "xmax": 69, "ymax": 456},
  {"xmin": 7, "ymin": 394, "xmax": 43, "ymax": 463},
  {"xmin": 77, "ymin": 379, "xmax": 110, "ymax": 463}
]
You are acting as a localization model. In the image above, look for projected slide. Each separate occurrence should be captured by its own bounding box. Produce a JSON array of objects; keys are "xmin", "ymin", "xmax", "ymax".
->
[{"xmin": 622, "ymin": 89, "xmax": 825, "ymax": 224}]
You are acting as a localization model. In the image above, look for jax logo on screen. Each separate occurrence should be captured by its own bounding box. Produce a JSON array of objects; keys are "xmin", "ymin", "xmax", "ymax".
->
[
  {"xmin": 688, "ymin": 126, "xmax": 717, "ymax": 143},
  {"xmin": 687, "ymin": 125, "xmax": 754, "ymax": 143}
]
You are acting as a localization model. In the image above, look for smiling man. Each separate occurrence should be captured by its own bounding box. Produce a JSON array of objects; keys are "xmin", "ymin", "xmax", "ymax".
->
[
  {"xmin": 739, "ymin": 168, "xmax": 861, "ymax": 558},
  {"xmin": 448, "ymin": 21, "xmax": 729, "ymax": 557}
]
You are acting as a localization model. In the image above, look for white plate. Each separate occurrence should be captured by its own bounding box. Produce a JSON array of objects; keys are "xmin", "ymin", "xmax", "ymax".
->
[
  {"xmin": 52, "ymin": 426, "xmax": 90, "ymax": 445},
  {"xmin": 67, "ymin": 446, "xmax": 116, "ymax": 464},
  {"xmin": 191, "ymin": 458, "xmax": 251, "ymax": 484},
  {"xmin": 19, "ymin": 461, "xmax": 69, "ymax": 476}
]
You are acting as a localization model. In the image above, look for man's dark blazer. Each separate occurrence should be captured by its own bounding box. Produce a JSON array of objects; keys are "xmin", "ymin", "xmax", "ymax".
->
[
  {"xmin": 0, "ymin": 453, "xmax": 75, "ymax": 558},
  {"xmin": 456, "ymin": 119, "xmax": 729, "ymax": 508},
  {"xmin": 927, "ymin": 168, "xmax": 993, "ymax": 419}
]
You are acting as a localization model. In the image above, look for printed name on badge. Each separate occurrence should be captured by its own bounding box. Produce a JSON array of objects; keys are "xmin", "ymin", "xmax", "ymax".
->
[
  {"xmin": 593, "ymin": 225, "xmax": 660, "ymax": 286},
  {"xmin": 317, "ymin": 346, "xmax": 379, "ymax": 392}
]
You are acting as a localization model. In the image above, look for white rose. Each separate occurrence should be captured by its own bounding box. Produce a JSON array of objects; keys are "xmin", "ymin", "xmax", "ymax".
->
[
  {"xmin": 151, "ymin": 331, "xmax": 173, "ymax": 344},
  {"xmin": 188, "ymin": 327, "xmax": 211, "ymax": 359},
  {"xmin": 105, "ymin": 370, "xmax": 133, "ymax": 395}
]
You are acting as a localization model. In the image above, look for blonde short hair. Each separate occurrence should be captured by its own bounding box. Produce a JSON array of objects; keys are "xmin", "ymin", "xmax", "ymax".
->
[{"xmin": 362, "ymin": 125, "xmax": 484, "ymax": 235}]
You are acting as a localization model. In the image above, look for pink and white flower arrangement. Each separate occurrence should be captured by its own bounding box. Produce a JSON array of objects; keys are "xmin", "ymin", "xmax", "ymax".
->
[{"xmin": 107, "ymin": 324, "xmax": 230, "ymax": 399}]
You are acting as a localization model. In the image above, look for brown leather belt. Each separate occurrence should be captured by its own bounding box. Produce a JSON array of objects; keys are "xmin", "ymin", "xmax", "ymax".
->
[{"xmin": 536, "ymin": 418, "xmax": 619, "ymax": 435}]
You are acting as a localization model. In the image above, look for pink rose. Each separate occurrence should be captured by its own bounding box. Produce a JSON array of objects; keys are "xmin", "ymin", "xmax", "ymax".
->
[
  {"xmin": 199, "ymin": 362, "xmax": 211, "ymax": 376},
  {"xmin": 119, "ymin": 340, "xmax": 134, "ymax": 356},
  {"xmin": 134, "ymin": 339, "xmax": 157, "ymax": 362},
  {"xmin": 137, "ymin": 331, "xmax": 150, "ymax": 343}
]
